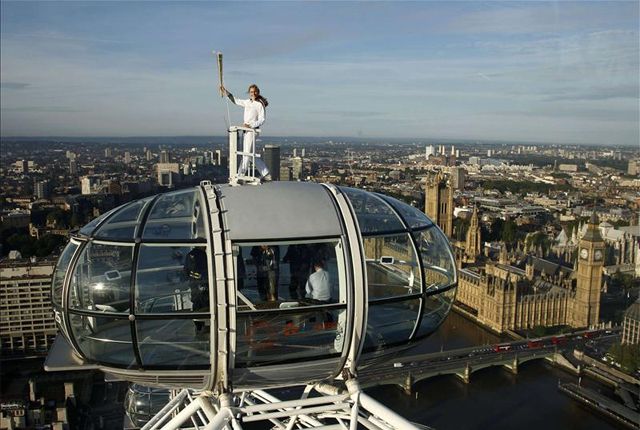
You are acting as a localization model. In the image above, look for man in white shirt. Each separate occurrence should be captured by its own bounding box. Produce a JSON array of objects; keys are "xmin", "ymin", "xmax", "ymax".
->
[{"xmin": 305, "ymin": 261, "xmax": 331, "ymax": 303}]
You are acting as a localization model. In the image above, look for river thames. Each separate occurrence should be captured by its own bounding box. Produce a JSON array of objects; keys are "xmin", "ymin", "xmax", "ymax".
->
[{"xmin": 367, "ymin": 310, "xmax": 620, "ymax": 430}]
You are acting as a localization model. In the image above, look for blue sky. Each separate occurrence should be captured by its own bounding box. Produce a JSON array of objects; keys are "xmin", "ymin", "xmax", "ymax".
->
[{"xmin": 1, "ymin": 1, "xmax": 638, "ymax": 145}]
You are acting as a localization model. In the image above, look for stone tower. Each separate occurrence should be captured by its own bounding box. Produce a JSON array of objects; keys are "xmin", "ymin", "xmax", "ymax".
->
[
  {"xmin": 499, "ymin": 243, "xmax": 509, "ymax": 265},
  {"xmin": 465, "ymin": 205, "xmax": 481, "ymax": 262},
  {"xmin": 573, "ymin": 213, "xmax": 604, "ymax": 328},
  {"xmin": 425, "ymin": 172, "xmax": 453, "ymax": 237}
]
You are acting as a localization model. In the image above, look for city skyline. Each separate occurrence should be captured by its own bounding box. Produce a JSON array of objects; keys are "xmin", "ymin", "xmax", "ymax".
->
[{"xmin": 1, "ymin": 2, "xmax": 639, "ymax": 145}]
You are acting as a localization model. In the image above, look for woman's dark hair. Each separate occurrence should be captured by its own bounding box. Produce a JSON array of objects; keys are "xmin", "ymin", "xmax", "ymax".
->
[{"xmin": 248, "ymin": 84, "xmax": 269, "ymax": 108}]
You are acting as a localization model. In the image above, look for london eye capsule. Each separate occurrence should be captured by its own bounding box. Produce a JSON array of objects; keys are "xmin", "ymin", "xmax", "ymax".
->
[{"xmin": 46, "ymin": 181, "xmax": 456, "ymax": 391}]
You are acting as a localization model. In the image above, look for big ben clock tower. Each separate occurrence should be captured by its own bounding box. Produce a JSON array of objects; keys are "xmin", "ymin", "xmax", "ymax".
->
[{"xmin": 574, "ymin": 213, "xmax": 604, "ymax": 328}]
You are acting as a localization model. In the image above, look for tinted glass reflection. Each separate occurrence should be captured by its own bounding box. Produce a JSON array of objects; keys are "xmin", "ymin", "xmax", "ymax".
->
[
  {"xmin": 364, "ymin": 299, "xmax": 420, "ymax": 351},
  {"xmin": 142, "ymin": 190, "xmax": 205, "ymax": 240},
  {"xmin": 137, "ymin": 319, "xmax": 209, "ymax": 367},
  {"xmin": 235, "ymin": 308, "xmax": 346, "ymax": 367},
  {"xmin": 339, "ymin": 187, "xmax": 404, "ymax": 234},
  {"xmin": 94, "ymin": 198, "xmax": 153, "ymax": 240},
  {"xmin": 363, "ymin": 233, "xmax": 420, "ymax": 298},
  {"xmin": 377, "ymin": 194, "xmax": 433, "ymax": 230},
  {"xmin": 416, "ymin": 287, "xmax": 456, "ymax": 338},
  {"xmin": 413, "ymin": 227, "xmax": 456, "ymax": 291},
  {"xmin": 52, "ymin": 242, "xmax": 78, "ymax": 305},
  {"xmin": 69, "ymin": 313, "xmax": 136, "ymax": 366},
  {"xmin": 69, "ymin": 243, "xmax": 134, "ymax": 313},
  {"xmin": 125, "ymin": 385, "xmax": 170, "ymax": 428},
  {"xmin": 136, "ymin": 246, "xmax": 209, "ymax": 313},
  {"xmin": 78, "ymin": 207, "xmax": 119, "ymax": 237}
]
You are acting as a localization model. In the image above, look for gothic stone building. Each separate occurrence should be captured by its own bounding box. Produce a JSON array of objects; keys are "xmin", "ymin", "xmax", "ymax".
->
[
  {"xmin": 424, "ymin": 172, "xmax": 453, "ymax": 238},
  {"xmin": 456, "ymin": 214, "xmax": 604, "ymax": 333}
]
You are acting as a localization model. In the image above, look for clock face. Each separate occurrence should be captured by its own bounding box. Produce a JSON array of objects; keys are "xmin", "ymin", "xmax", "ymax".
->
[
  {"xmin": 594, "ymin": 250, "xmax": 603, "ymax": 261},
  {"xmin": 580, "ymin": 248, "xmax": 589, "ymax": 260}
]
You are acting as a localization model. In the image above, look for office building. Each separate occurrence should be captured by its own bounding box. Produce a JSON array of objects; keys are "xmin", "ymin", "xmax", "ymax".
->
[
  {"xmin": 0, "ymin": 256, "xmax": 57, "ymax": 356},
  {"xmin": 80, "ymin": 176, "xmax": 100, "ymax": 195},
  {"xmin": 157, "ymin": 163, "xmax": 180, "ymax": 187},
  {"xmin": 280, "ymin": 166, "xmax": 292, "ymax": 181},
  {"xmin": 160, "ymin": 150, "xmax": 170, "ymax": 164},
  {"xmin": 34, "ymin": 180, "xmax": 51, "ymax": 200},
  {"xmin": 291, "ymin": 157, "xmax": 304, "ymax": 181},
  {"xmin": 263, "ymin": 145, "xmax": 281, "ymax": 181}
]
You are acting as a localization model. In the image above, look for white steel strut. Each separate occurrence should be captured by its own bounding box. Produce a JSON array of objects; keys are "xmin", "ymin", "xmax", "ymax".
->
[{"xmin": 140, "ymin": 378, "xmax": 426, "ymax": 430}]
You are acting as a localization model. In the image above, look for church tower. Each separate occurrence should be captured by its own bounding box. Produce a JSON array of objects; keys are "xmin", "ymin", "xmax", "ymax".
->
[
  {"xmin": 425, "ymin": 172, "xmax": 453, "ymax": 237},
  {"xmin": 573, "ymin": 213, "xmax": 604, "ymax": 328},
  {"xmin": 465, "ymin": 205, "xmax": 481, "ymax": 262}
]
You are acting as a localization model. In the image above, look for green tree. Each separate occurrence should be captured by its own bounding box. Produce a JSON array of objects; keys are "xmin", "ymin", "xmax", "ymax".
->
[
  {"xmin": 35, "ymin": 234, "xmax": 66, "ymax": 257},
  {"xmin": 453, "ymin": 217, "xmax": 470, "ymax": 242},
  {"xmin": 526, "ymin": 232, "xmax": 551, "ymax": 255},
  {"xmin": 487, "ymin": 218, "xmax": 504, "ymax": 242},
  {"xmin": 501, "ymin": 220, "xmax": 518, "ymax": 244}
]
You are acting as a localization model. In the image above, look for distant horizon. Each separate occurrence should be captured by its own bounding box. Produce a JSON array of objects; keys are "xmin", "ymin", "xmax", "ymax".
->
[
  {"xmin": 1, "ymin": 134, "xmax": 639, "ymax": 149},
  {"xmin": 1, "ymin": 2, "xmax": 638, "ymax": 145}
]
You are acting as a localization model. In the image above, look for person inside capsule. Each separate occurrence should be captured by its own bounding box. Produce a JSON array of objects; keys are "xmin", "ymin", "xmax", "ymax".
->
[
  {"xmin": 184, "ymin": 248, "xmax": 209, "ymax": 332},
  {"xmin": 250, "ymin": 245, "xmax": 279, "ymax": 302},
  {"xmin": 305, "ymin": 260, "xmax": 331, "ymax": 304}
]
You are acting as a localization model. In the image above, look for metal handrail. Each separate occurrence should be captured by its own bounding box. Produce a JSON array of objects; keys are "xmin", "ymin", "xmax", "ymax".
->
[{"xmin": 229, "ymin": 126, "xmax": 261, "ymax": 185}]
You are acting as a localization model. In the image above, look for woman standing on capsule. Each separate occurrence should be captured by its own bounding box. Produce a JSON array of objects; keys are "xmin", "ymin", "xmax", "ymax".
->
[{"xmin": 220, "ymin": 84, "xmax": 271, "ymax": 181}]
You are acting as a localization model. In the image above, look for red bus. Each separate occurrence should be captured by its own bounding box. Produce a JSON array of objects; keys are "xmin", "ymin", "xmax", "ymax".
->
[
  {"xmin": 527, "ymin": 339, "xmax": 543, "ymax": 349},
  {"xmin": 493, "ymin": 344, "xmax": 512, "ymax": 353},
  {"xmin": 584, "ymin": 330, "xmax": 596, "ymax": 339},
  {"xmin": 551, "ymin": 335, "xmax": 567, "ymax": 345}
]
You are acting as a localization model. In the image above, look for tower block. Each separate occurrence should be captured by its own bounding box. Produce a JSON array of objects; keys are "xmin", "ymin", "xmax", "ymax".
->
[
  {"xmin": 425, "ymin": 172, "xmax": 453, "ymax": 237},
  {"xmin": 465, "ymin": 205, "xmax": 481, "ymax": 262},
  {"xmin": 573, "ymin": 213, "xmax": 604, "ymax": 328}
]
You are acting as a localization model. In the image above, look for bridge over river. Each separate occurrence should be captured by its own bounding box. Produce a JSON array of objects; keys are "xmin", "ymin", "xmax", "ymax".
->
[{"xmin": 359, "ymin": 328, "xmax": 620, "ymax": 394}]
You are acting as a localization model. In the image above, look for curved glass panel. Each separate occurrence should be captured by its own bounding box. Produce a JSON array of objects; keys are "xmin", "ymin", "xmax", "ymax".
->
[
  {"xmin": 364, "ymin": 299, "xmax": 420, "ymax": 351},
  {"xmin": 235, "ymin": 308, "xmax": 346, "ymax": 367},
  {"xmin": 69, "ymin": 242, "xmax": 134, "ymax": 313},
  {"xmin": 363, "ymin": 233, "xmax": 420, "ymax": 299},
  {"xmin": 69, "ymin": 313, "xmax": 135, "ymax": 366},
  {"xmin": 413, "ymin": 227, "xmax": 456, "ymax": 292},
  {"xmin": 377, "ymin": 194, "xmax": 433, "ymax": 230},
  {"xmin": 416, "ymin": 287, "xmax": 456, "ymax": 338},
  {"xmin": 136, "ymin": 319, "xmax": 209, "ymax": 367},
  {"xmin": 125, "ymin": 385, "xmax": 170, "ymax": 428},
  {"xmin": 135, "ymin": 246, "xmax": 210, "ymax": 313},
  {"xmin": 78, "ymin": 207, "xmax": 119, "ymax": 237},
  {"xmin": 52, "ymin": 242, "xmax": 78, "ymax": 305},
  {"xmin": 142, "ymin": 189, "xmax": 205, "ymax": 240},
  {"xmin": 94, "ymin": 198, "xmax": 153, "ymax": 240},
  {"xmin": 235, "ymin": 240, "xmax": 346, "ymax": 308},
  {"xmin": 339, "ymin": 187, "xmax": 404, "ymax": 234}
]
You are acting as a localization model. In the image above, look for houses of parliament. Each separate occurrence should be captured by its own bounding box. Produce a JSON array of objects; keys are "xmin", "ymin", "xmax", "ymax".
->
[{"xmin": 424, "ymin": 173, "xmax": 603, "ymax": 333}]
